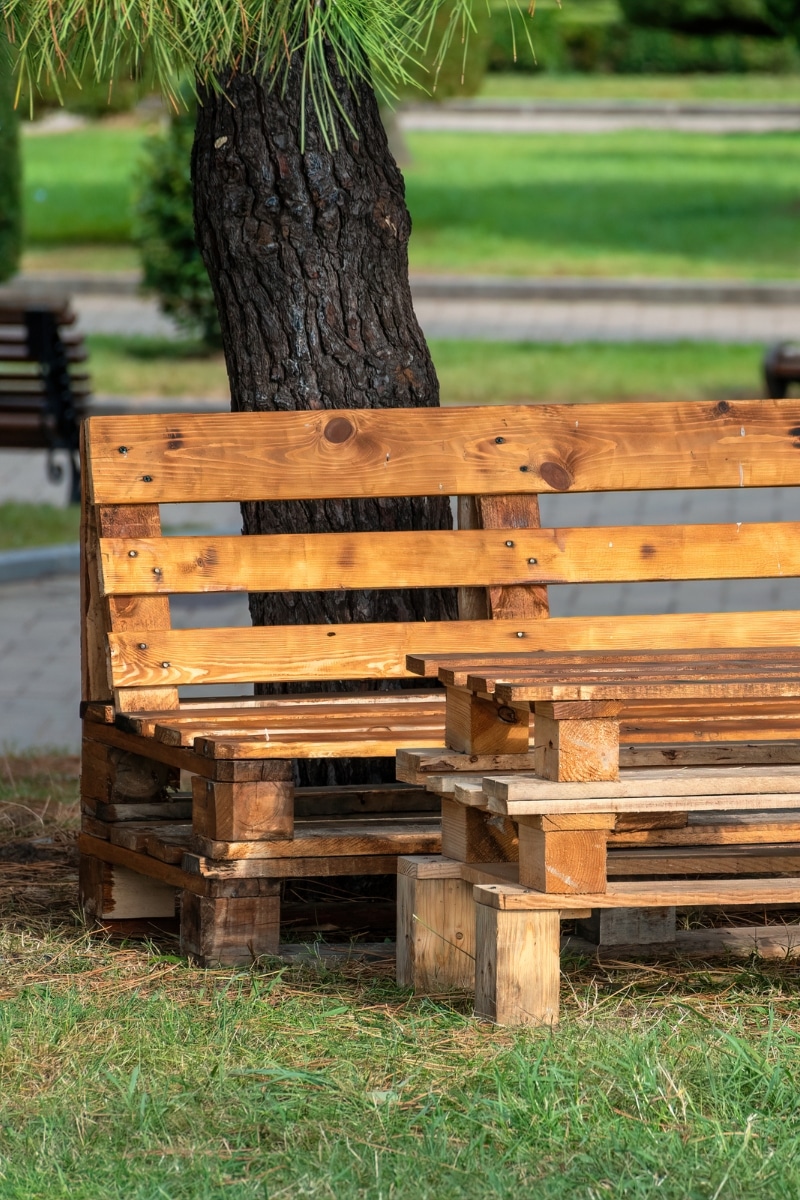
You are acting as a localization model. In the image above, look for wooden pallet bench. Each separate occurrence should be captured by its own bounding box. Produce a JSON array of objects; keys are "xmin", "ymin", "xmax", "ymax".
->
[
  {"xmin": 81, "ymin": 397, "xmax": 800, "ymax": 966},
  {"xmin": 0, "ymin": 295, "xmax": 89, "ymax": 502},
  {"xmin": 386, "ymin": 393, "xmax": 800, "ymax": 1023}
]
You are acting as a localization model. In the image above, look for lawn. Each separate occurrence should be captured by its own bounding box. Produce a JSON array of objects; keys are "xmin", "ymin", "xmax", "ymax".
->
[
  {"xmin": 1, "ymin": 768, "xmax": 800, "ymax": 1200},
  {"xmin": 0, "ymin": 502, "xmax": 80, "ymax": 550},
  {"xmin": 85, "ymin": 335, "xmax": 770, "ymax": 405},
  {"xmin": 480, "ymin": 71, "xmax": 800, "ymax": 102},
  {"xmin": 22, "ymin": 125, "xmax": 800, "ymax": 279}
]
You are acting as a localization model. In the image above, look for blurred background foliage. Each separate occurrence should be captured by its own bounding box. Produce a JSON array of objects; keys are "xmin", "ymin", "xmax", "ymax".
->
[{"xmin": 0, "ymin": 32, "xmax": 21, "ymax": 282}]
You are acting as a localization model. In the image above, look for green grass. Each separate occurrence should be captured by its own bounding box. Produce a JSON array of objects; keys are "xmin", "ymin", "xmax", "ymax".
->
[
  {"xmin": 404, "ymin": 131, "xmax": 800, "ymax": 278},
  {"xmin": 85, "ymin": 335, "xmax": 771, "ymax": 404},
  {"xmin": 480, "ymin": 71, "xmax": 800, "ymax": 103},
  {"xmin": 2, "ymin": 913, "xmax": 800, "ymax": 1199},
  {"xmin": 22, "ymin": 125, "xmax": 148, "ymax": 245},
  {"xmin": 0, "ymin": 503, "xmax": 80, "ymax": 551},
  {"xmin": 22, "ymin": 125, "xmax": 800, "ymax": 279}
]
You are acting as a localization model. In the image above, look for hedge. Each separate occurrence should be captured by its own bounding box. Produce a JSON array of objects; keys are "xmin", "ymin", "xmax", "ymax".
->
[{"xmin": 0, "ymin": 35, "xmax": 21, "ymax": 284}]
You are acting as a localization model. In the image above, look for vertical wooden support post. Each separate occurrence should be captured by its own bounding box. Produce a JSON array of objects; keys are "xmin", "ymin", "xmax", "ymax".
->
[
  {"xmin": 474, "ymin": 885, "xmax": 560, "ymax": 1026},
  {"xmin": 517, "ymin": 814, "xmax": 614, "ymax": 894},
  {"xmin": 533, "ymin": 702, "xmax": 621, "ymax": 782},
  {"xmin": 192, "ymin": 770, "xmax": 294, "ymax": 841},
  {"xmin": 396, "ymin": 857, "xmax": 475, "ymax": 991},
  {"xmin": 180, "ymin": 885, "xmax": 281, "ymax": 966},
  {"xmin": 445, "ymin": 687, "xmax": 530, "ymax": 755}
]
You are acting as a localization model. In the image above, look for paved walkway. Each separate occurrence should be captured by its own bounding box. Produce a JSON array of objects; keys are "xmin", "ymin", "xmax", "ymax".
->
[
  {"xmin": 399, "ymin": 102, "xmax": 800, "ymax": 135},
  {"xmin": 2, "ymin": 448, "xmax": 799, "ymax": 751},
  {"xmin": 49, "ymin": 289, "xmax": 800, "ymax": 345}
]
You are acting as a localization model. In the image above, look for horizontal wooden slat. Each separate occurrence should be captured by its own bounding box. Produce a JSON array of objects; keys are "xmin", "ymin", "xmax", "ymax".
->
[
  {"xmin": 99, "ymin": 521, "xmax": 800, "ymax": 595},
  {"xmin": 490, "ymin": 764, "xmax": 800, "ymax": 802},
  {"xmin": 608, "ymin": 843, "xmax": 800, "ymax": 876},
  {"xmin": 108, "ymin": 612, "xmax": 800, "ymax": 688},
  {"xmin": 85, "ymin": 399, "xmax": 800, "ymax": 504},
  {"xmin": 475, "ymin": 878, "xmax": 800, "ymax": 911},
  {"xmin": 410, "ymin": 646, "xmax": 800, "ymax": 683}
]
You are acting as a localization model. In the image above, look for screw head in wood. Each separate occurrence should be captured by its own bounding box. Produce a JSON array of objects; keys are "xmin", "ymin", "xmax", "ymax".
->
[
  {"xmin": 161, "ymin": 662, "xmax": 170, "ymax": 669},
  {"xmin": 118, "ymin": 446, "xmax": 128, "ymax": 455},
  {"xmin": 516, "ymin": 631, "xmax": 525, "ymax": 638},
  {"xmin": 519, "ymin": 465, "xmax": 529, "ymax": 473},
  {"xmin": 495, "ymin": 436, "xmax": 505, "ymax": 444},
  {"xmin": 138, "ymin": 643, "xmax": 147, "ymax": 650},
  {"xmin": 142, "ymin": 475, "xmax": 153, "ymax": 483},
  {"xmin": 505, "ymin": 540, "xmax": 514, "ymax": 547},
  {"xmin": 528, "ymin": 557, "xmax": 537, "ymax": 564},
  {"xmin": 153, "ymin": 567, "xmax": 162, "ymax": 575},
  {"xmin": 128, "ymin": 550, "xmax": 137, "ymax": 557}
]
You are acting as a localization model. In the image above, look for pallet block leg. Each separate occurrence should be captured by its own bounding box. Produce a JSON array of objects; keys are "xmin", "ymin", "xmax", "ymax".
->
[
  {"xmin": 518, "ymin": 817, "xmax": 611, "ymax": 893},
  {"xmin": 79, "ymin": 854, "xmax": 178, "ymax": 922},
  {"xmin": 192, "ymin": 773, "xmax": 294, "ymax": 841},
  {"xmin": 446, "ymin": 687, "xmax": 530, "ymax": 754},
  {"xmin": 397, "ymin": 865, "xmax": 475, "ymax": 991},
  {"xmin": 579, "ymin": 906, "xmax": 677, "ymax": 950},
  {"xmin": 474, "ymin": 889, "xmax": 560, "ymax": 1026},
  {"xmin": 533, "ymin": 703, "xmax": 621, "ymax": 782},
  {"xmin": 180, "ymin": 887, "xmax": 281, "ymax": 966}
]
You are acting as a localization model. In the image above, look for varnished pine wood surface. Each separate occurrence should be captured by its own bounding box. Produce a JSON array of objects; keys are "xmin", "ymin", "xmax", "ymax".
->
[
  {"xmin": 86, "ymin": 400, "xmax": 800, "ymax": 504},
  {"xmin": 99, "ymin": 521, "xmax": 800, "ymax": 595}
]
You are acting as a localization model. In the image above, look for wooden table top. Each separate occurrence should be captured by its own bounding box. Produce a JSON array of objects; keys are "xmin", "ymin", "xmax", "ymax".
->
[{"xmin": 407, "ymin": 647, "xmax": 800, "ymax": 703}]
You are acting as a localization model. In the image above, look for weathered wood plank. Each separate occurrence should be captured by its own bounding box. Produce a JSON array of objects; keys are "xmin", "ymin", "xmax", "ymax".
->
[{"xmin": 475, "ymin": 877, "xmax": 800, "ymax": 911}]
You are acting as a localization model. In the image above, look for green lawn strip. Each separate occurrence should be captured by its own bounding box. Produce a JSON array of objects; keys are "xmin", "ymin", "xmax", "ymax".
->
[
  {"xmin": 23, "ymin": 126, "xmax": 800, "ymax": 279},
  {"xmin": 404, "ymin": 131, "xmax": 800, "ymax": 279},
  {"xmin": 84, "ymin": 335, "xmax": 768, "ymax": 405},
  {"xmin": 480, "ymin": 71, "xmax": 800, "ymax": 103},
  {"xmin": 0, "ymin": 926, "xmax": 799, "ymax": 1199},
  {"xmin": 22, "ymin": 124, "xmax": 149, "ymax": 245},
  {"xmin": 0, "ymin": 502, "xmax": 80, "ymax": 551}
]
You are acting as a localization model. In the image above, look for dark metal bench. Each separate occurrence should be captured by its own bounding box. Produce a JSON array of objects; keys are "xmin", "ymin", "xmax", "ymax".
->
[
  {"xmin": 0, "ymin": 295, "xmax": 91, "ymax": 503},
  {"xmin": 763, "ymin": 341, "xmax": 800, "ymax": 400}
]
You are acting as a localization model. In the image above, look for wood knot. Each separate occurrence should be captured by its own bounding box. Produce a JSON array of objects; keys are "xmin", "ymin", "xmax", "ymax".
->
[
  {"xmin": 324, "ymin": 417, "xmax": 355, "ymax": 444},
  {"xmin": 496, "ymin": 706, "xmax": 520, "ymax": 725},
  {"xmin": 539, "ymin": 461, "xmax": 573, "ymax": 491}
]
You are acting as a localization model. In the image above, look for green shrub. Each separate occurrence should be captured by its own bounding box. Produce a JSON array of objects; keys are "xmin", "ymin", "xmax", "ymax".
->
[
  {"xmin": 611, "ymin": 25, "xmax": 800, "ymax": 71},
  {"xmin": 764, "ymin": 0, "xmax": 800, "ymax": 41},
  {"xmin": 134, "ymin": 110, "xmax": 220, "ymax": 348},
  {"xmin": 17, "ymin": 63, "xmax": 153, "ymax": 118},
  {"xmin": 0, "ymin": 35, "xmax": 21, "ymax": 283},
  {"xmin": 618, "ymin": 0, "xmax": 782, "ymax": 35},
  {"xmin": 405, "ymin": 1, "xmax": 493, "ymax": 97}
]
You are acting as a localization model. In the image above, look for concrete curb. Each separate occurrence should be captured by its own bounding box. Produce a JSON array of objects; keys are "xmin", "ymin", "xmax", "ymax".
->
[{"xmin": 0, "ymin": 543, "xmax": 80, "ymax": 584}]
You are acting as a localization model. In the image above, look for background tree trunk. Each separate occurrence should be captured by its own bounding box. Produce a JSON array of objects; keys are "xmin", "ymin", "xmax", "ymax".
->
[{"xmin": 192, "ymin": 55, "xmax": 457, "ymax": 786}]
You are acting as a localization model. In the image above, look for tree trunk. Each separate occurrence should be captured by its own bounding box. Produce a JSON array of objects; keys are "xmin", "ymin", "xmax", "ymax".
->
[{"xmin": 192, "ymin": 55, "xmax": 457, "ymax": 786}]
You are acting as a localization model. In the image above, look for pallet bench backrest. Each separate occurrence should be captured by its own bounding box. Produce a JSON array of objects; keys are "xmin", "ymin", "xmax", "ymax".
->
[{"xmin": 81, "ymin": 399, "xmax": 800, "ymax": 714}]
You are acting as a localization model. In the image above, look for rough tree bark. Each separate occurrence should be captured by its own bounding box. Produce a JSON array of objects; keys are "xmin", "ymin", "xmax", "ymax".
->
[{"xmin": 192, "ymin": 54, "xmax": 458, "ymax": 786}]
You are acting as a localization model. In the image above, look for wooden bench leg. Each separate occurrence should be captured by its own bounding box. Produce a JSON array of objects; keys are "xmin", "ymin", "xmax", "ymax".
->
[
  {"xmin": 180, "ymin": 886, "xmax": 281, "ymax": 966},
  {"xmin": 396, "ymin": 858, "xmax": 475, "ymax": 991},
  {"xmin": 79, "ymin": 855, "xmax": 178, "ymax": 923},
  {"xmin": 474, "ymin": 886, "xmax": 560, "ymax": 1026}
]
